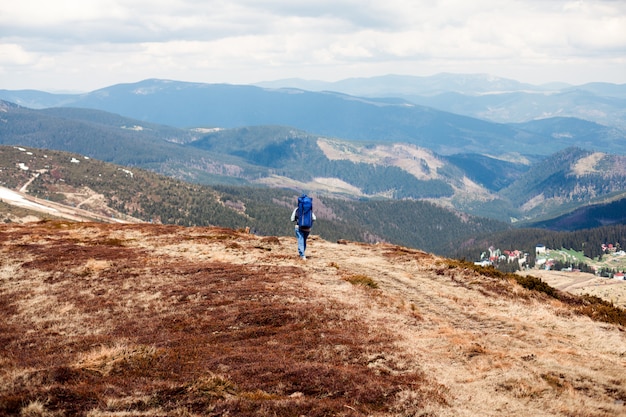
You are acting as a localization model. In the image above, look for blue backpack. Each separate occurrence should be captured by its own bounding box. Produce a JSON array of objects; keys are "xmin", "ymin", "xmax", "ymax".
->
[{"xmin": 297, "ymin": 194, "xmax": 313, "ymax": 230}]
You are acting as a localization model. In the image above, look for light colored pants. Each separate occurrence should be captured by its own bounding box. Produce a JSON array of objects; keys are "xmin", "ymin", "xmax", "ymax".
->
[{"xmin": 295, "ymin": 228, "xmax": 310, "ymax": 257}]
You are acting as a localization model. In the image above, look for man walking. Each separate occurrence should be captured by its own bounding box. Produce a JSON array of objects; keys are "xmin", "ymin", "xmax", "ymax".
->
[{"xmin": 291, "ymin": 194, "xmax": 316, "ymax": 260}]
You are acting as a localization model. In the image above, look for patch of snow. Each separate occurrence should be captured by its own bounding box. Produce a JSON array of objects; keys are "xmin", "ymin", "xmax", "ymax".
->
[
  {"xmin": 0, "ymin": 186, "xmax": 58, "ymax": 213},
  {"xmin": 477, "ymin": 90, "xmax": 558, "ymax": 96},
  {"xmin": 132, "ymin": 85, "xmax": 162, "ymax": 95},
  {"xmin": 71, "ymin": 158, "xmax": 80, "ymax": 164},
  {"xmin": 191, "ymin": 127, "xmax": 223, "ymax": 133},
  {"xmin": 119, "ymin": 168, "xmax": 134, "ymax": 178}
]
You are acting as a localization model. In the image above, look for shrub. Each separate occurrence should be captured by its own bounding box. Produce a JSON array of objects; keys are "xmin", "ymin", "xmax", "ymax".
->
[
  {"xmin": 344, "ymin": 274, "xmax": 379, "ymax": 289},
  {"xmin": 512, "ymin": 274, "xmax": 558, "ymax": 298}
]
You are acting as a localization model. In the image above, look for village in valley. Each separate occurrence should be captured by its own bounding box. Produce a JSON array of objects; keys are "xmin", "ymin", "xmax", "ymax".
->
[
  {"xmin": 475, "ymin": 242, "xmax": 626, "ymax": 280},
  {"xmin": 474, "ymin": 242, "xmax": 626, "ymax": 308}
]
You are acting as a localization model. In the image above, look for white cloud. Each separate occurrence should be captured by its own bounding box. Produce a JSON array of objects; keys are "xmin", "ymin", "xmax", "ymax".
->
[
  {"xmin": 0, "ymin": 0, "xmax": 625, "ymax": 91},
  {"xmin": 0, "ymin": 44, "xmax": 37, "ymax": 66}
]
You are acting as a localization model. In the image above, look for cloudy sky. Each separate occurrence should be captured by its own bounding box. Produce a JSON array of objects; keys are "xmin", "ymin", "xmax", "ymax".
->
[{"xmin": 1, "ymin": 0, "xmax": 625, "ymax": 92}]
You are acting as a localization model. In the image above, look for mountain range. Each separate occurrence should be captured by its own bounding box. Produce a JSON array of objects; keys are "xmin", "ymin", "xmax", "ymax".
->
[
  {"xmin": 2, "ymin": 75, "xmax": 625, "ymax": 156},
  {"xmin": 1, "ymin": 74, "xmax": 626, "ymax": 241},
  {"xmin": 255, "ymin": 73, "xmax": 626, "ymax": 129}
]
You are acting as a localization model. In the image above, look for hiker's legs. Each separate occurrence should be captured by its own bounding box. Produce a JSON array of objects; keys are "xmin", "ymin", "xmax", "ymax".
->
[
  {"xmin": 295, "ymin": 229, "xmax": 309, "ymax": 257},
  {"xmin": 302, "ymin": 230, "xmax": 309, "ymax": 255}
]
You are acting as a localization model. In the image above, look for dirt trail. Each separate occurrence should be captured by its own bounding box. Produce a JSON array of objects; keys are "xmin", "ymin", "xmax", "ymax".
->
[{"xmin": 18, "ymin": 171, "xmax": 42, "ymax": 192}]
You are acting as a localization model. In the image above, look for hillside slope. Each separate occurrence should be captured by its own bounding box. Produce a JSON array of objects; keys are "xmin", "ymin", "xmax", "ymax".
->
[
  {"xmin": 0, "ymin": 145, "xmax": 511, "ymax": 255},
  {"xmin": 499, "ymin": 147, "xmax": 626, "ymax": 221},
  {"xmin": 1, "ymin": 222, "xmax": 625, "ymax": 416}
]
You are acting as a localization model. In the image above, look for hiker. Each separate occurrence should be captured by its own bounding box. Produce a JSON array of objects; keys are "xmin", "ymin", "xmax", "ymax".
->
[{"xmin": 291, "ymin": 194, "xmax": 316, "ymax": 260}]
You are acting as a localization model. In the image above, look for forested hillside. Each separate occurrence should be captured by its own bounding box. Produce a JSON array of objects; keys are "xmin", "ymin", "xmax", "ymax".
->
[
  {"xmin": 0, "ymin": 103, "xmax": 509, "ymax": 217},
  {"xmin": 0, "ymin": 101, "xmax": 196, "ymax": 165},
  {"xmin": 192, "ymin": 127, "xmax": 456, "ymax": 199},
  {"xmin": 0, "ymin": 146, "xmax": 509, "ymax": 255},
  {"xmin": 4, "ymin": 144, "xmax": 626, "ymax": 262},
  {"xmin": 444, "ymin": 153, "xmax": 533, "ymax": 192},
  {"xmin": 499, "ymin": 147, "xmax": 626, "ymax": 219},
  {"xmin": 527, "ymin": 197, "xmax": 626, "ymax": 231},
  {"xmin": 4, "ymin": 99, "xmax": 626, "ymax": 230}
]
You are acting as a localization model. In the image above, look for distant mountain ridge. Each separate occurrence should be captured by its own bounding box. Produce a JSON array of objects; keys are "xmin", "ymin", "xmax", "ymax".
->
[
  {"xmin": 1, "ymin": 80, "xmax": 541, "ymax": 155},
  {"xmin": 256, "ymin": 73, "xmax": 626, "ymax": 98},
  {"xmin": 255, "ymin": 73, "xmax": 626, "ymax": 128},
  {"xmin": 257, "ymin": 73, "xmax": 550, "ymax": 95},
  {"xmin": 0, "ymin": 80, "xmax": 626, "ymax": 155}
]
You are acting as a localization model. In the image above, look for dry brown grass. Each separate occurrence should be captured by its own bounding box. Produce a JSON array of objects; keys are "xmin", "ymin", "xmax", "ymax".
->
[{"xmin": 1, "ymin": 221, "xmax": 625, "ymax": 416}]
